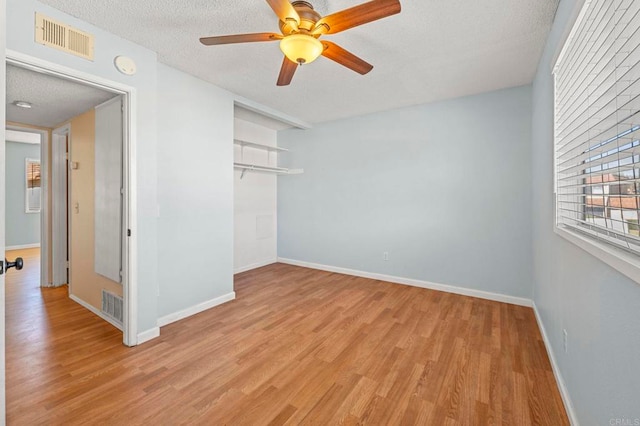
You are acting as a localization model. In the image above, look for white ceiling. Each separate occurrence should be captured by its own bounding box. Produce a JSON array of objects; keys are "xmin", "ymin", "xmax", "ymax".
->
[
  {"xmin": 37, "ymin": 0, "xmax": 559, "ymax": 124},
  {"xmin": 6, "ymin": 64, "xmax": 118, "ymax": 128}
]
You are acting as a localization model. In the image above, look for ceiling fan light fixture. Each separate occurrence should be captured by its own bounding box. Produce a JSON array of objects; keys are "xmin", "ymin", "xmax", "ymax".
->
[
  {"xmin": 13, "ymin": 100, "xmax": 33, "ymax": 109},
  {"xmin": 279, "ymin": 34, "xmax": 323, "ymax": 65}
]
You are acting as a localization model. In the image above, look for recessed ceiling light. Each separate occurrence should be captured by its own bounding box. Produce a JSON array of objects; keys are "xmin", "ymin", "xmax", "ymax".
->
[{"xmin": 13, "ymin": 101, "xmax": 33, "ymax": 109}]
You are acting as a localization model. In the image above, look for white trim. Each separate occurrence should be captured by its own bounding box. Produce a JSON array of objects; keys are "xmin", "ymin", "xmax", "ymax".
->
[
  {"xmin": 532, "ymin": 302, "xmax": 579, "ymax": 425},
  {"xmin": 157, "ymin": 292, "xmax": 237, "ymax": 327},
  {"xmin": 51, "ymin": 125, "xmax": 68, "ymax": 289},
  {"xmin": 69, "ymin": 294, "xmax": 123, "ymax": 331},
  {"xmin": 137, "ymin": 327, "xmax": 160, "ymax": 345},
  {"xmin": 6, "ymin": 50, "xmax": 138, "ymax": 347},
  {"xmin": 555, "ymin": 226, "xmax": 640, "ymax": 285},
  {"xmin": 277, "ymin": 258, "xmax": 532, "ymax": 307},
  {"xmin": 40, "ymin": 130, "xmax": 49, "ymax": 288},
  {"xmin": 122, "ymin": 88, "xmax": 137, "ymax": 347},
  {"xmin": 5, "ymin": 243, "xmax": 40, "ymax": 250},
  {"xmin": 234, "ymin": 259, "xmax": 277, "ymax": 274}
]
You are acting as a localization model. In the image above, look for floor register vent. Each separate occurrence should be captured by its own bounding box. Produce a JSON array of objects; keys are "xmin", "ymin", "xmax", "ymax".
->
[
  {"xmin": 35, "ymin": 12, "xmax": 94, "ymax": 60},
  {"xmin": 101, "ymin": 289, "xmax": 124, "ymax": 326}
]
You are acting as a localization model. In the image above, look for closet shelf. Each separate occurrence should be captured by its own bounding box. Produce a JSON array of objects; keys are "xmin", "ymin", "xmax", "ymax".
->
[
  {"xmin": 234, "ymin": 139, "xmax": 288, "ymax": 152},
  {"xmin": 234, "ymin": 162, "xmax": 303, "ymax": 177},
  {"xmin": 234, "ymin": 162, "xmax": 288, "ymax": 173}
]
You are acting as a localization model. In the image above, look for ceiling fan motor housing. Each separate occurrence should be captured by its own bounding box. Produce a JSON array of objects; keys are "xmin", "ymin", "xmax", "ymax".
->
[{"xmin": 279, "ymin": 1, "xmax": 321, "ymax": 34}]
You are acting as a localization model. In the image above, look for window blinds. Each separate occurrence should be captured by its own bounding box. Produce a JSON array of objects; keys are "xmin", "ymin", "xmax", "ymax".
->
[
  {"xmin": 26, "ymin": 160, "xmax": 41, "ymax": 212},
  {"xmin": 27, "ymin": 161, "xmax": 41, "ymax": 189},
  {"xmin": 555, "ymin": 0, "xmax": 640, "ymax": 254}
]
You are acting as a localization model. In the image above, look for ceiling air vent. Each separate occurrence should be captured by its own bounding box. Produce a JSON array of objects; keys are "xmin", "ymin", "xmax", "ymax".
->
[{"xmin": 35, "ymin": 13, "xmax": 94, "ymax": 61}]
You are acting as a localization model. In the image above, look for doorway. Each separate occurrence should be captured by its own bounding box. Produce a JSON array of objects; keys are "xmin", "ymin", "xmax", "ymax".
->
[
  {"xmin": 4, "ymin": 55, "xmax": 135, "ymax": 346},
  {"xmin": 4, "ymin": 129, "xmax": 44, "ymax": 338}
]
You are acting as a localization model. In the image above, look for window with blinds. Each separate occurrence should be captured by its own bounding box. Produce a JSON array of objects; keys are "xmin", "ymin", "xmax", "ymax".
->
[
  {"xmin": 25, "ymin": 158, "xmax": 41, "ymax": 213},
  {"xmin": 554, "ymin": 0, "xmax": 640, "ymax": 255}
]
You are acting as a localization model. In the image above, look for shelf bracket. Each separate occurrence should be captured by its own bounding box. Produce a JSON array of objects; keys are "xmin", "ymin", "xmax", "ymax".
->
[{"xmin": 240, "ymin": 168, "xmax": 247, "ymax": 179}]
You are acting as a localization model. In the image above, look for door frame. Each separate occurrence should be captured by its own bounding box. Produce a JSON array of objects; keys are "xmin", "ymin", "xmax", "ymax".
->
[
  {"xmin": 51, "ymin": 124, "xmax": 69, "ymax": 289},
  {"xmin": 6, "ymin": 49, "xmax": 138, "ymax": 347}
]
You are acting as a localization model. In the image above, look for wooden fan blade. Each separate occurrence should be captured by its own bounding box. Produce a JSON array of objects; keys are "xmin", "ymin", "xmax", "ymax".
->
[
  {"xmin": 266, "ymin": 0, "xmax": 301, "ymax": 29},
  {"xmin": 314, "ymin": 0, "xmax": 401, "ymax": 34},
  {"xmin": 321, "ymin": 41, "xmax": 373, "ymax": 75},
  {"xmin": 200, "ymin": 33, "xmax": 282, "ymax": 46},
  {"xmin": 277, "ymin": 56, "xmax": 298, "ymax": 86}
]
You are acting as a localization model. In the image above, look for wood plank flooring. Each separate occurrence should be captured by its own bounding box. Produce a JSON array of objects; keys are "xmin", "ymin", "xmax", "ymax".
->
[{"xmin": 5, "ymin": 248, "xmax": 569, "ymax": 424}]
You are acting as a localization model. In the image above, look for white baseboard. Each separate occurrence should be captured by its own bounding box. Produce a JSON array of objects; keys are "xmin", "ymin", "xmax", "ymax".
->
[
  {"xmin": 234, "ymin": 259, "xmax": 277, "ymax": 274},
  {"xmin": 277, "ymin": 257, "xmax": 532, "ymax": 307},
  {"xmin": 69, "ymin": 294, "xmax": 123, "ymax": 331},
  {"xmin": 532, "ymin": 302, "xmax": 578, "ymax": 425},
  {"xmin": 157, "ymin": 291, "xmax": 236, "ymax": 327},
  {"xmin": 137, "ymin": 327, "xmax": 160, "ymax": 345},
  {"xmin": 6, "ymin": 243, "xmax": 40, "ymax": 250}
]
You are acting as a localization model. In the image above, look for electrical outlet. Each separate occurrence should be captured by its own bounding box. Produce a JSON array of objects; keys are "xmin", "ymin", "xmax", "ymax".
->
[
  {"xmin": 563, "ymin": 329, "xmax": 568, "ymax": 354},
  {"xmin": 383, "ymin": 252, "xmax": 389, "ymax": 261}
]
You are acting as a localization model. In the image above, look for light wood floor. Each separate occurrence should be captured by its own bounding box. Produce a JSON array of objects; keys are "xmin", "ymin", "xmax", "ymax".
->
[{"xmin": 5, "ymin": 248, "xmax": 568, "ymax": 424}]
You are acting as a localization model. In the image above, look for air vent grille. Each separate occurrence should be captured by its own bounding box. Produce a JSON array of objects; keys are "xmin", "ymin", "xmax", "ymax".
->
[
  {"xmin": 35, "ymin": 13, "xmax": 94, "ymax": 60},
  {"xmin": 101, "ymin": 289, "xmax": 124, "ymax": 326}
]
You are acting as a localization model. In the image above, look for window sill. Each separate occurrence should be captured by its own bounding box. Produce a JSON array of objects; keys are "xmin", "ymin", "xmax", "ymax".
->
[{"xmin": 554, "ymin": 225, "xmax": 640, "ymax": 285}]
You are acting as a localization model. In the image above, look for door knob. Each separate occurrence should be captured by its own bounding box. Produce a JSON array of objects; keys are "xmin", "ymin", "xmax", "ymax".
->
[{"xmin": 5, "ymin": 257, "xmax": 24, "ymax": 271}]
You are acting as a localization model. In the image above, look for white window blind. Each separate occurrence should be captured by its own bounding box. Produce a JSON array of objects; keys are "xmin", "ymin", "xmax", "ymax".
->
[
  {"xmin": 25, "ymin": 159, "xmax": 41, "ymax": 213},
  {"xmin": 555, "ymin": 0, "xmax": 640, "ymax": 254}
]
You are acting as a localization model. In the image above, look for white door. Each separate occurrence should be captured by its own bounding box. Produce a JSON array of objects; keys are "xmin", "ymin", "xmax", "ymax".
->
[
  {"xmin": 94, "ymin": 97, "xmax": 123, "ymax": 283},
  {"xmin": 1, "ymin": 33, "xmax": 6, "ymax": 419},
  {"xmin": 1, "ymin": 125, "xmax": 6, "ymax": 421}
]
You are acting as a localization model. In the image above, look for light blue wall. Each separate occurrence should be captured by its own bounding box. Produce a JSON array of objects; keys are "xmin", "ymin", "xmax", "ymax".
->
[
  {"xmin": 278, "ymin": 86, "xmax": 533, "ymax": 298},
  {"xmin": 532, "ymin": 0, "xmax": 640, "ymax": 424},
  {"xmin": 6, "ymin": 0, "xmax": 160, "ymax": 333},
  {"xmin": 156, "ymin": 64, "xmax": 234, "ymax": 317},
  {"xmin": 5, "ymin": 142, "xmax": 40, "ymax": 247}
]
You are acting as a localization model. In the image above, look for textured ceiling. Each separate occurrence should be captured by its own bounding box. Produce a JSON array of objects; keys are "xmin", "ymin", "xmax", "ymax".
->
[
  {"xmin": 6, "ymin": 64, "xmax": 118, "ymax": 128},
  {"xmin": 37, "ymin": 0, "xmax": 559, "ymax": 124}
]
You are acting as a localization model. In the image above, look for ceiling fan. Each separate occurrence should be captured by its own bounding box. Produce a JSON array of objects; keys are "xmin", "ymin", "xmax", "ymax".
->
[{"xmin": 200, "ymin": 0, "xmax": 401, "ymax": 86}]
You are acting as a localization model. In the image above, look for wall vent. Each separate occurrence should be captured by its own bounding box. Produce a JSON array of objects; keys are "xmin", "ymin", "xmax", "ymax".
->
[
  {"xmin": 35, "ymin": 13, "xmax": 94, "ymax": 61},
  {"xmin": 101, "ymin": 289, "xmax": 124, "ymax": 326}
]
